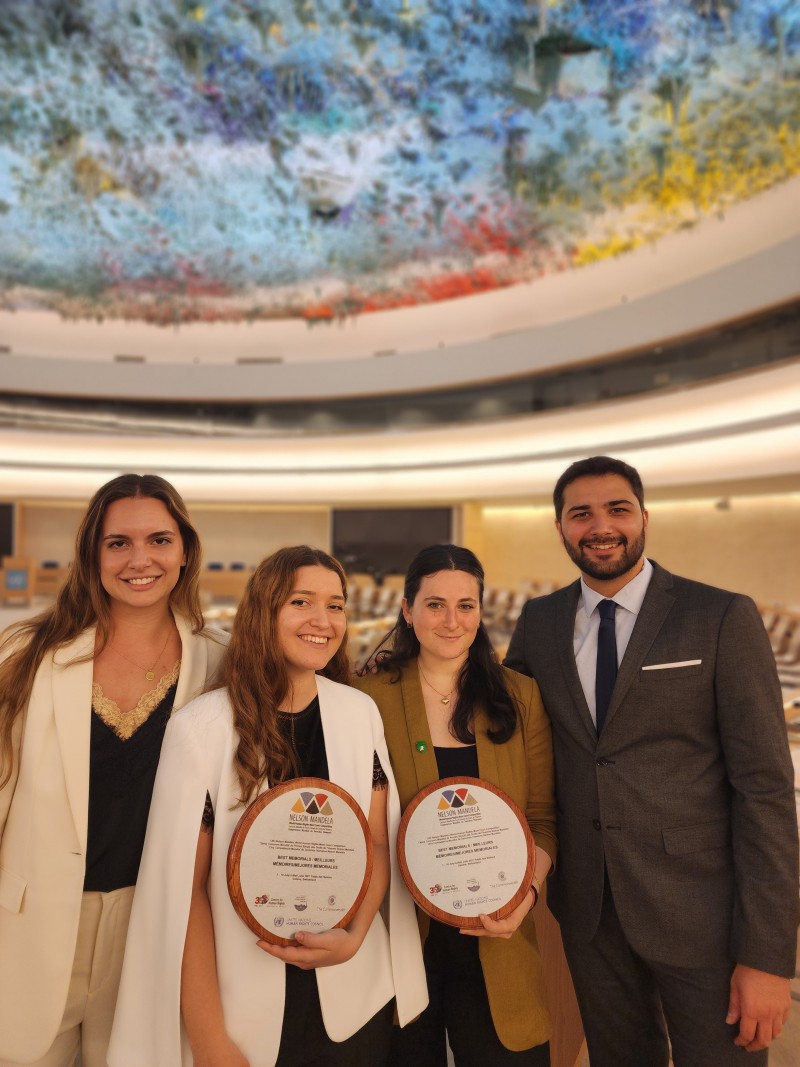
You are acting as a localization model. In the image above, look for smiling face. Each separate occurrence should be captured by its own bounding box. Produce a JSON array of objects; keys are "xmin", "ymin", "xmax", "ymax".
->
[
  {"xmin": 556, "ymin": 473, "xmax": 648, "ymax": 594},
  {"xmin": 277, "ymin": 565, "xmax": 347, "ymax": 687},
  {"xmin": 99, "ymin": 496, "xmax": 186, "ymax": 615},
  {"xmin": 402, "ymin": 569, "xmax": 481, "ymax": 668}
]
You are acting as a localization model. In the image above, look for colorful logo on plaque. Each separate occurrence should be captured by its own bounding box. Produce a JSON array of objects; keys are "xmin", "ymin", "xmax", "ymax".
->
[
  {"xmin": 438, "ymin": 788, "xmax": 478, "ymax": 810},
  {"xmin": 292, "ymin": 792, "xmax": 334, "ymax": 816}
]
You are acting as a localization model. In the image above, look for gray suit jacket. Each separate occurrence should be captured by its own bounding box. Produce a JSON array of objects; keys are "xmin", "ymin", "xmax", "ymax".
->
[{"xmin": 505, "ymin": 560, "xmax": 799, "ymax": 976}]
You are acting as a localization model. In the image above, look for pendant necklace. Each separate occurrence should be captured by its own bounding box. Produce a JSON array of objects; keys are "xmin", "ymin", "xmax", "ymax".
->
[
  {"xmin": 418, "ymin": 664, "xmax": 455, "ymax": 706},
  {"xmin": 109, "ymin": 631, "xmax": 172, "ymax": 681}
]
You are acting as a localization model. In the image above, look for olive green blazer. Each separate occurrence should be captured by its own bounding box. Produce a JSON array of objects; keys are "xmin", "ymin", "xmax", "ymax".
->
[{"xmin": 355, "ymin": 663, "xmax": 557, "ymax": 1052}]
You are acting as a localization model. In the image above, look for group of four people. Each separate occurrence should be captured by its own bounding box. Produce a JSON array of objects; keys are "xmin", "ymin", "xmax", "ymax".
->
[{"xmin": 0, "ymin": 456, "xmax": 796, "ymax": 1067}]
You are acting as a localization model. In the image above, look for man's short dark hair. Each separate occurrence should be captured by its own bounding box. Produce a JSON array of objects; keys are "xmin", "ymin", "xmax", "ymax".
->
[{"xmin": 553, "ymin": 456, "xmax": 645, "ymax": 520}]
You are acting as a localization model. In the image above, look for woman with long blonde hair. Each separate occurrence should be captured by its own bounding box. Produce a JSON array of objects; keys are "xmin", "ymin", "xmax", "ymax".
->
[
  {"xmin": 109, "ymin": 546, "xmax": 426, "ymax": 1067},
  {"xmin": 0, "ymin": 474, "xmax": 226, "ymax": 1067}
]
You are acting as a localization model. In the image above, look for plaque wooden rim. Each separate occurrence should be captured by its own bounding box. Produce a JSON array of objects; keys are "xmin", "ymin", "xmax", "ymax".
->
[
  {"xmin": 397, "ymin": 776, "xmax": 535, "ymax": 930},
  {"xmin": 227, "ymin": 776, "xmax": 373, "ymax": 946}
]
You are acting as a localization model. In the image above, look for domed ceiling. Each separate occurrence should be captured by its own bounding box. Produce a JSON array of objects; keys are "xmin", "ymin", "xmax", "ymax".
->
[{"xmin": 1, "ymin": 0, "xmax": 798, "ymax": 328}]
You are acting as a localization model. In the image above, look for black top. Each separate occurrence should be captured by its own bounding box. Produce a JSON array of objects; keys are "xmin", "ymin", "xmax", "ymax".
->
[
  {"xmin": 276, "ymin": 696, "xmax": 329, "ymax": 780},
  {"xmin": 275, "ymin": 696, "xmax": 387, "ymax": 786},
  {"xmin": 202, "ymin": 696, "xmax": 388, "ymax": 830},
  {"xmin": 434, "ymin": 744, "xmax": 479, "ymax": 780},
  {"xmin": 84, "ymin": 682, "xmax": 176, "ymax": 892}
]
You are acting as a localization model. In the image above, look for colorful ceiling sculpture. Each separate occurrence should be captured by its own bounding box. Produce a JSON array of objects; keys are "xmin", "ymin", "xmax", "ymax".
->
[{"xmin": 0, "ymin": 0, "xmax": 797, "ymax": 325}]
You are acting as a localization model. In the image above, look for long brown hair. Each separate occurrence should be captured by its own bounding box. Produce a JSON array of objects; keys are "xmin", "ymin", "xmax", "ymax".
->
[
  {"xmin": 0, "ymin": 474, "xmax": 204, "ymax": 788},
  {"xmin": 363, "ymin": 544, "xmax": 518, "ymax": 745},
  {"xmin": 222, "ymin": 546, "xmax": 350, "ymax": 803}
]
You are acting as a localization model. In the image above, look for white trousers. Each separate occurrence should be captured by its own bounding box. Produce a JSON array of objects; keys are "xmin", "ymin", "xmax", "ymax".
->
[{"xmin": 1, "ymin": 887, "xmax": 134, "ymax": 1067}]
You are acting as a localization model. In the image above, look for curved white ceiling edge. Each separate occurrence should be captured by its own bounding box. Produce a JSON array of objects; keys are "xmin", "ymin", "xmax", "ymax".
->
[
  {"xmin": 1, "ymin": 361, "xmax": 797, "ymax": 503},
  {"xmin": 0, "ymin": 177, "xmax": 798, "ymax": 401}
]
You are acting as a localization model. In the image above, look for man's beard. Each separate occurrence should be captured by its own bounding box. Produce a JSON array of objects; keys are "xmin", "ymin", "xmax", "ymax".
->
[{"xmin": 564, "ymin": 528, "xmax": 646, "ymax": 583}]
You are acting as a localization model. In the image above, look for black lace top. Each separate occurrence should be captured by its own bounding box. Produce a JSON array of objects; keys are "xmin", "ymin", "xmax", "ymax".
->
[{"xmin": 84, "ymin": 679, "xmax": 177, "ymax": 892}]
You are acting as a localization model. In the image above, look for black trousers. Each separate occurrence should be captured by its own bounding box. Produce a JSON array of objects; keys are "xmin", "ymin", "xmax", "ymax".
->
[
  {"xmin": 388, "ymin": 920, "xmax": 551, "ymax": 1067},
  {"xmin": 275, "ymin": 965, "xmax": 394, "ymax": 1067},
  {"xmin": 560, "ymin": 877, "xmax": 769, "ymax": 1067}
]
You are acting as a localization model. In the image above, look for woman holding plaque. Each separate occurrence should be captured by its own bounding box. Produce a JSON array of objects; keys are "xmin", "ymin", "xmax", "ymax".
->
[
  {"xmin": 109, "ymin": 546, "xmax": 427, "ymax": 1067},
  {"xmin": 0, "ymin": 474, "xmax": 226, "ymax": 1067},
  {"xmin": 355, "ymin": 544, "xmax": 557, "ymax": 1067}
]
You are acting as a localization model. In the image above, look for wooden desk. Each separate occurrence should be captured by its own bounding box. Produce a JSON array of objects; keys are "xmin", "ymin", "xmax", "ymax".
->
[
  {"xmin": 1, "ymin": 557, "xmax": 33, "ymax": 606},
  {"xmin": 34, "ymin": 566, "xmax": 69, "ymax": 598},
  {"xmin": 532, "ymin": 883, "xmax": 585, "ymax": 1067},
  {"xmin": 199, "ymin": 570, "xmax": 251, "ymax": 602}
]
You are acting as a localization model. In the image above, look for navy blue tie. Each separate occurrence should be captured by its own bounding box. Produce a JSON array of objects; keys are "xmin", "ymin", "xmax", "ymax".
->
[{"xmin": 595, "ymin": 599, "xmax": 617, "ymax": 735}]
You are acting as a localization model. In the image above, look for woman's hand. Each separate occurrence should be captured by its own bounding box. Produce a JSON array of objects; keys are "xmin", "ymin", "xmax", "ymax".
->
[
  {"xmin": 460, "ymin": 885, "xmax": 534, "ymax": 939},
  {"xmin": 259, "ymin": 780, "xmax": 391, "ymax": 969},
  {"xmin": 257, "ymin": 926, "xmax": 363, "ymax": 970},
  {"xmin": 192, "ymin": 1034, "xmax": 250, "ymax": 1067},
  {"xmin": 259, "ymin": 780, "xmax": 392, "ymax": 969},
  {"xmin": 464, "ymin": 846, "xmax": 552, "ymax": 939}
]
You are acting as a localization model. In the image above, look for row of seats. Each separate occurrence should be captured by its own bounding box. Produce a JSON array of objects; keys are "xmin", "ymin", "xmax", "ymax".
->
[
  {"xmin": 759, "ymin": 606, "xmax": 800, "ymax": 692},
  {"xmin": 345, "ymin": 579, "xmax": 560, "ymax": 623},
  {"xmin": 344, "ymin": 579, "xmax": 562, "ymax": 671},
  {"xmin": 4, "ymin": 559, "xmax": 796, "ymax": 696}
]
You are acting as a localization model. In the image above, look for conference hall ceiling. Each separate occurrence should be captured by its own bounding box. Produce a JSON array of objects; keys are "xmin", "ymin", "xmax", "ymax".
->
[{"xmin": 1, "ymin": 0, "xmax": 797, "ymax": 330}]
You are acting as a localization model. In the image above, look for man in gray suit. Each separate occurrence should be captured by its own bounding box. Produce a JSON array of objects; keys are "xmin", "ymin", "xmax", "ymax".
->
[{"xmin": 505, "ymin": 455, "xmax": 798, "ymax": 1067}]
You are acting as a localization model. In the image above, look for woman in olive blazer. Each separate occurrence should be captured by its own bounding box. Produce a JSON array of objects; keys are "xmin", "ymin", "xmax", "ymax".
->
[{"xmin": 355, "ymin": 544, "xmax": 557, "ymax": 1065}]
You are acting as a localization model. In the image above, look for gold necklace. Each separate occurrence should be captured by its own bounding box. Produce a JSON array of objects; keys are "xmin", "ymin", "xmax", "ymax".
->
[
  {"xmin": 418, "ymin": 664, "xmax": 455, "ymax": 706},
  {"xmin": 109, "ymin": 631, "xmax": 172, "ymax": 681}
]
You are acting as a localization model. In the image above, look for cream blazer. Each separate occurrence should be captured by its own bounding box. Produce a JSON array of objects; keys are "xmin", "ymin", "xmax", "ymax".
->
[
  {"xmin": 108, "ymin": 675, "xmax": 428, "ymax": 1067},
  {"xmin": 0, "ymin": 616, "xmax": 227, "ymax": 1063}
]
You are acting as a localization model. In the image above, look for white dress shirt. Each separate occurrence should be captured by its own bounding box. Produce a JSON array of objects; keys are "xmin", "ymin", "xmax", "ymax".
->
[{"xmin": 574, "ymin": 558, "xmax": 654, "ymax": 725}]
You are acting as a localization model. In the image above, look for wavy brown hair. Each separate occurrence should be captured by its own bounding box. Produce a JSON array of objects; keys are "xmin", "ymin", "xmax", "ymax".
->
[
  {"xmin": 0, "ymin": 474, "xmax": 204, "ymax": 788},
  {"xmin": 221, "ymin": 546, "xmax": 350, "ymax": 803}
]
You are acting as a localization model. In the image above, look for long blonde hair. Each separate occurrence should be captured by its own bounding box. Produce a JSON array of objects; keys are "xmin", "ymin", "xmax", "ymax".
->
[
  {"xmin": 0, "ymin": 474, "xmax": 204, "ymax": 787},
  {"xmin": 221, "ymin": 546, "xmax": 350, "ymax": 803}
]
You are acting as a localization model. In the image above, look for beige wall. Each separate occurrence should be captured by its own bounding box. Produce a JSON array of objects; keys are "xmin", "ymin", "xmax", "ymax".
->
[
  {"xmin": 644, "ymin": 496, "xmax": 800, "ymax": 608},
  {"xmin": 192, "ymin": 507, "xmax": 329, "ymax": 567},
  {"xmin": 474, "ymin": 493, "xmax": 800, "ymax": 609},
  {"xmin": 478, "ymin": 504, "xmax": 572, "ymax": 590},
  {"xmin": 14, "ymin": 493, "xmax": 800, "ymax": 611},
  {"xmin": 17, "ymin": 502, "xmax": 330, "ymax": 571},
  {"xmin": 19, "ymin": 502, "xmax": 83, "ymax": 565}
]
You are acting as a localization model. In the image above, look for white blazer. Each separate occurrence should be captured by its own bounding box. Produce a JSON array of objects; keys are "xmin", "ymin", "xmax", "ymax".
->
[
  {"xmin": 0, "ymin": 616, "xmax": 227, "ymax": 1062},
  {"xmin": 108, "ymin": 675, "xmax": 428, "ymax": 1067}
]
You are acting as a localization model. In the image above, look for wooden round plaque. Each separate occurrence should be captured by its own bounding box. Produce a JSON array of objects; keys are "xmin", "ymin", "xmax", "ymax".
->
[
  {"xmin": 227, "ymin": 777, "xmax": 373, "ymax": 946},
  {"xmin": 397, "ymin": 776, "xmax": 535, "ymax": 930}
]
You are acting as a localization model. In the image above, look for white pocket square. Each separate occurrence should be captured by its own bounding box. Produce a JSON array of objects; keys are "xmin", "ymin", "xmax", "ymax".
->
[{"xmin": 642, "ymin": 660, "xmax": 702, "ymax": 671}]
